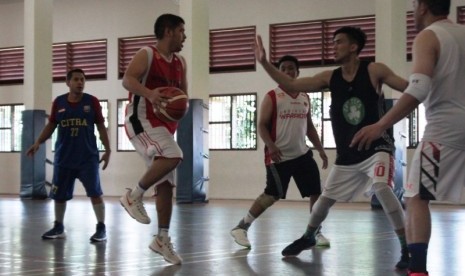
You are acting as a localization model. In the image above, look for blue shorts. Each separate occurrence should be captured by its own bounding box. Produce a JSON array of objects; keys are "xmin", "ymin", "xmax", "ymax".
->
[{"xmin": 50, "ymin": 162, "xmax": 103, "ymax": 201}]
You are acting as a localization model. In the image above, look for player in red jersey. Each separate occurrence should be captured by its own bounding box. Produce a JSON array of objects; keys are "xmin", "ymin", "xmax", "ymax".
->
[{"xmin": 119, "ymin": 14, "xmax": 187, "ymax": 265}]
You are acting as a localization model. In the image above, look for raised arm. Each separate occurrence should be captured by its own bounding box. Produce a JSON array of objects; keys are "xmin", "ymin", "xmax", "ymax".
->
[
  {"xmin": 351, "ymin": 30, "xmax": 438, "ymax": 150},
  {"xmin": 255, "ymin": 35, "xmax": 331, "ymax": 92},
  {"xmin": 371, "ymin": 62, "xmax": 408, "ymax": 92}
]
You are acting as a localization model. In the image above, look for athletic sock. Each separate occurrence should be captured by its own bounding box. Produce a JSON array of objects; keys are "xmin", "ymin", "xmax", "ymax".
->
[
  {"xmin": 303, "ymin": 225, "xmax": 319, "ymax": 238},
  {"xmin": 130, "ymin": 183, "xmax": 146, "ymax": 199},
  {"xmin": 158, "ymin": 227, "xmax": 169, "ymax": 240},
  {"xmin": 243, "ymin": 212, "xmax": 255, "ymax": 224},
  {"xmin": 408, "ymin": 243, "xmax": 428, "ymax": 272},
  {"xmin": 237, "ymin": 218, "xmax": 252, "ymax": 230}
]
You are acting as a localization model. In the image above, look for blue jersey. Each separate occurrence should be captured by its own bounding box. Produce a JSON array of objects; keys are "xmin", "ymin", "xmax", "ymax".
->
[{"xmin": 50, "ymin": 93, "xmax": 103, "ymax": 169}]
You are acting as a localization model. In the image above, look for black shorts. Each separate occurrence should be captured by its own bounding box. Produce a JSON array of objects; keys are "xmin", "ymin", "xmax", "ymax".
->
[{"xmin": 264, "ymin": 150, "xmax": 321, "ymax": 199}]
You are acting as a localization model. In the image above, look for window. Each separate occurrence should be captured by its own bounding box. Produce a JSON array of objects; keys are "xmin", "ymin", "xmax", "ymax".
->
[
  {"xmin": 209, "ymin": 26, "xmax": 256, "ymax": 73},
  {"xmin": 458, "ymin": 6, "xmax": 465, "ymax": 24},
  {"xmin": 0, "ymin": 47, "xmax": 24, "ymax": 85},
  {"xmin": 209, "ymin": 93, "xmax": 257, "ymax": 150},
  {"xmin": 406, "ymin": 11, "xmax": 417, "ymax": 61},
  {"xmin": 270, "ymin": 21, "xmax": 323, "ymax": 66},
  {"xmin": 53, "ymin": 40, "xmax": 107, "ymax": 81},
  {"xmin": 270, "ymin": 15, "xmax": 375, "ymax": 66},
  {"xmin": 0, "ymin": 104, "xmax": 25, "ymax": 152},
  {"xmin": 307, "ymin": 92, "xmax": 335, "ymax": 148},
  {"xmin": 323, "ymin": 16, "xmax": 376, "ymax": 63},
  {"xmin": 0, "ymin": 40, "xmax": 106, "ymax": 84},
  {"xmin": 117, "ymin": 99, "xmax": 134, "ymax": 151},
  {"xmin": 51, "ymin": 100, "xmax": 109, "ymax": 151},
  {"xmin": 118, "ymin": 36, "xmax": 157, "ymax": 78}
]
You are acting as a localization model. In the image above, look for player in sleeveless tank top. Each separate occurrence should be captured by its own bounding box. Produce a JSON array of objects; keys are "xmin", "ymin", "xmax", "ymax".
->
[
  {"xmin": 119, "ymin": 14, "xmax": 187, "ymax": 265},
  {"xmin": 230, "ymin": 55, "xmax": 330, "ymax": 249},
  {"xmin": 351, "ymin": 1, "xmax": 465, "ymax": 274},
  {"xmin": 254, "ymin": 26, "xmax": 411, "ymax": 269}
]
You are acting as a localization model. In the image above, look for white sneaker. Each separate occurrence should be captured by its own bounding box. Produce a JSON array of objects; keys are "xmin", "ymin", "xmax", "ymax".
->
[
  {"xmin": 316, "ymin": 232, "xmax": 330, "ymax": 247},
  {"xmin": 119, "ymin": 188, "xmax": 151, "ymax": 224},
  {"xmin": 230, "ymin": 227, "xmax": 251, "ymax": 248},
  {"xmin": 149, "ymin": 236, "xmax": 182, "ymax": 265}
]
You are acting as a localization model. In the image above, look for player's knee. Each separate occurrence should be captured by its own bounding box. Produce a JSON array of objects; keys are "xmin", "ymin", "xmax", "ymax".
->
[
  {"xmin": 257, "ymin": 193, "xmax": 278, "ymax": 209},
  {"xmin": 373, "ymin": 183, "xmax": 402, "ymax": 213}
]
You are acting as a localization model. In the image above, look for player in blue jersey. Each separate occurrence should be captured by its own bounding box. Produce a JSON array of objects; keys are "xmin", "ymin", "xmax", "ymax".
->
[{"xmin": 27, "ymin": 68, "xmax": 111, "ymax": 242}]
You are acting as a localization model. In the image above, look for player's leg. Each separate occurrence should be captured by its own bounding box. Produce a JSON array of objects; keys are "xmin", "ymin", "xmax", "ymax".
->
[
  {"xmin": 42, "ymin": 167, "xmax": 75, "ymax": 239},
  {"xmin": 365, "ymin": 152, "xmax": 409, "ymax": 269},
  {"xmin": 404, "ymin": 142, "xmax": 465, "ymax": 274},
  {"xmin": 231, "ymin": 162, "xmax": 290, "ymax": 248},
  {"xmin": 293, "ymin": 151, "xmax": 330, "ymax": 247},
  {"xmin": 80, "ymin": 162, "xmax": 107, "ymax": 242},
  {"xmin": 282, "ymin": 162, "xmax": 370, "ymax": 256},
  {"xmin": 282, "ymin": 164, "xmax": 362, "ymax": 257},
  {"xmin": 120, "ymin": 128, "xmax": 181, "ymax": 224},
  {"xmin": 149, "ymin": 180, "xmax": 182, "ymax": 265},
  {"xmin": 405, "ymin": 195, "xmax": 430, "ymax": 275},
  {"xmin": 373, "ymin": 182, "xmax": 409, "ymax": 269}
]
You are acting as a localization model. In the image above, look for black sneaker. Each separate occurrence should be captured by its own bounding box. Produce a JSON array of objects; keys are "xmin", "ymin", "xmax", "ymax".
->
[
  {"xmin": 396, "ymin": 247, "xmax": 410, "ymax": 269},
  {"xmin": 282, "ymin": 234, "xmax": 316, "ymax": 257},
  {"xmin": 90, "ymin": 222, "xmax": 107, "ymax": 242},
  {"xmin": 42, "ymin": 221, "xmax": 66, "ymax": 239}
]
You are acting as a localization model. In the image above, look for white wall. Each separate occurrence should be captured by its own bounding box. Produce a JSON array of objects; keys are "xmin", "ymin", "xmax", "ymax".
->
[{"xmin": 1, "ymin": 0, "xmax": 464, "ymax": 202}]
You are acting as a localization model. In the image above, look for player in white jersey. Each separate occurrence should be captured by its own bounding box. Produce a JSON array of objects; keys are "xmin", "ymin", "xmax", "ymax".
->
[
  {"xmin": 230, "ymin": 55, "xmax": 329, "ymax": 249},
  {"xmin": 351, "ymin": 1, "xmax": 465, "ymax": 275}
]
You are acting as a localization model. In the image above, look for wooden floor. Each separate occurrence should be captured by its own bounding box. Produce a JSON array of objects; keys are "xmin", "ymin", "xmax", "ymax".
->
[{"xmin": 0, "ymin": 195, "xmax": 464, "ymax": 276}]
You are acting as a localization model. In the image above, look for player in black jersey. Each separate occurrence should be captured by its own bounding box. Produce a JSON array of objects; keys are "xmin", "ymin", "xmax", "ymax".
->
[{"xmin": 254, "ymin": 26, "xmax": 410, "ymax": 269}]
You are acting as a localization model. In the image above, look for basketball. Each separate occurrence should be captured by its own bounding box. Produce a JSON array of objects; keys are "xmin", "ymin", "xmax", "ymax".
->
[{"xmin": 154, "ymin": 87, "xmax": 189, "ymax": 122}]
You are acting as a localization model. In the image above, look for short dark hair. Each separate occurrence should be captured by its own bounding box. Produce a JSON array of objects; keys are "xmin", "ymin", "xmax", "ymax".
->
[
  {"xmin": 418, "ymin": 0, "xmax": 450, "ymax": 16},
  {"xmin": 333, "ymin": 26, "xmax": 367, "ymax": 55},
  {"xmin": 277, "ymin": 55, "xmax": 299, "ymax": 71},
  {"xmin": 66, "ymin": 68, "xmax": 85, "ymax": 81},
  {"xmin": 154, "ymin": 14, "xmax": 185, "ymax": 39}
]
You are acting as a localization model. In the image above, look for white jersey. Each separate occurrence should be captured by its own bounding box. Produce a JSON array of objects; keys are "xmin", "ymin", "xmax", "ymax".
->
[
  {"xmin": 422, "ymin": 21, "xmax": 465, "ymax": 150},
  {"xmin": 265, "ymin": 87, "xmax": 310, "ymax": 165}
]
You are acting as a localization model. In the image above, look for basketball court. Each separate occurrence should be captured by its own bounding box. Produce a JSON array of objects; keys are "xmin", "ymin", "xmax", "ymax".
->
[{"xmin": 1, "ymin": 196, "xmax": 463, "ymax": 275}]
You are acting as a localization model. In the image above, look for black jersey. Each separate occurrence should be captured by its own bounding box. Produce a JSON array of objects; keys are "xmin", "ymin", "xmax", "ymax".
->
[{"xmin": 329, "ymin": 60, "xmax": 394, "ymax": 165}]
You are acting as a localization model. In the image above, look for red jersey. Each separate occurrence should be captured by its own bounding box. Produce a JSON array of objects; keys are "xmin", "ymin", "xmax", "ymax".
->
[{"xmin": 125, "ymin": 46, "xmax": 184, "ymax": 137}]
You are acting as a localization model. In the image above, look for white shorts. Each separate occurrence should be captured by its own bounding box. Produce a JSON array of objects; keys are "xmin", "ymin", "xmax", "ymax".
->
[
  {"xmin": 405, "ymin": 141, "xmax": 465, "ymax": 203},
  {"xmin": 323, "ymin": 152, "xmax": 394, "ymax": 201},
  {"xmin": 130, "ymin": 127, "xmax": 183, "ymax": 187}
]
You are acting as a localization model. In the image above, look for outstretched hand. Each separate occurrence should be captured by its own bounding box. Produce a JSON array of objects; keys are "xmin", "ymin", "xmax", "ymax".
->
[
  {"xmin": 254, "ymin": 35, "xmax": 267, "ymax": 64},
  {"xmin": 350, "ymin": 123, "xmax": 384, "ymax": 151}
]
